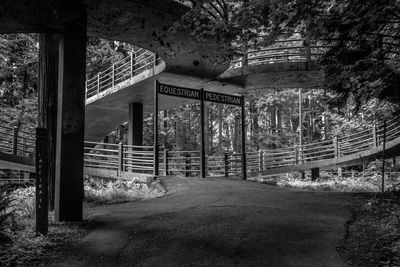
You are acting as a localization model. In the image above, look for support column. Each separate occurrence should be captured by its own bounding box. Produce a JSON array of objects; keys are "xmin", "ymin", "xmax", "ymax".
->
[
  {"xmin": 128, "ymin": 103, "xmax": 143, "ymax": 146},
  {"xmin": 38, "ymin": 33, "xmax": 59, "ymax": 211},
  {"xmin": 54, "ymin": 15, "xmax": 87, "ymax": 222},
  {"xmin": 298, "ymin": 88, "xmax": 305, "ymax": 180}
]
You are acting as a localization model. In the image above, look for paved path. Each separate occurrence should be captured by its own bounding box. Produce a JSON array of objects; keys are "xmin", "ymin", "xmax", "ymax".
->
[{"xmin": 56, "ymin": 176, "xmax": 354, "ymax": 266}]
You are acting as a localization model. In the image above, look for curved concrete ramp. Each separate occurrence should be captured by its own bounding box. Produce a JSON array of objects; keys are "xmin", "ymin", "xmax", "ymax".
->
[
  {"xmin": 219, "ymin": 61, "xmax": 324, "ymax": 89},
  {"xmin": 0, "ymin": 0, "xmax": 231, "ymax": 78},
  {"xmin": 48, "ymin": 176, "xmax": 353, "ymax": 266}
]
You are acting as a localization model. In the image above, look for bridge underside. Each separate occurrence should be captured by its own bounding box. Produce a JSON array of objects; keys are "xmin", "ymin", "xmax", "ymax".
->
[{"xmin": 85, "ymin": 61, "xmax": 324, "ymax": 141}]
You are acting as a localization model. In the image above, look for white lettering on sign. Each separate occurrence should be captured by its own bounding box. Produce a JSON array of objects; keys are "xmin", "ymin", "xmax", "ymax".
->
[
  {"xmin": 158, "ymin": 84, "xmax": 200, "ymax": 99},
  {"xmin": 204, "ymin": 91, "xmax": 242, "ymax": 106}
]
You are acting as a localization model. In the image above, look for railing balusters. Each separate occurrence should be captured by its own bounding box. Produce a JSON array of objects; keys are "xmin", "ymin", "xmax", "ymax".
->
[
  {"xmin": 333, "ymin": 137, "xmax": 339, "ymax": 158},
  {"xmin": 97, "ymin": 73, "xmax": 100, "ymax": 96},
  {"xmin": 12, "ymin": 126, "xmax": 18, "ymax": 155},
  {"xmin": 372, "ymin": 125, "xmax": 378, "ymax": 147},
  {"xmin": 118, "ymin": 142, "xmax": 124, "ymax": 175},
  {"xmin": 164, "ymin": 149, "xmax": 168, "ymax": 176}
]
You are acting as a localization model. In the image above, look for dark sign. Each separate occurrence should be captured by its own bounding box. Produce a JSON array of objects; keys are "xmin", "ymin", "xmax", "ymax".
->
[
  {"xmin": 204, "ymin": 91, "xmax": 242, "ymax": 106},
  {"xmin": 157, "ymin": 83, "xmax": 200, "ymax": 100},
  {"xmin": 157, "ymin": 82, "xmax": 242, "ymax": 106}
]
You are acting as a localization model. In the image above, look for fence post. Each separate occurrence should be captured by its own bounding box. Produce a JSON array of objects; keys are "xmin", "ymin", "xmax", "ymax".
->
[
  {"xmin": 153, "ymin": 53, "xmax": 157, "ymax": 73},
  {"xmin": 372, "ymin": 124, "xmax": 378, "ymax": 147},
  {"xmin": 242, "ymin": 52, "xmax": 248, "ymax": 67},
  {"xmin": 85, "ymin": 80, "xmax": 88, "ymax": 101},
  {"xmin": 205, "ymin": 155, "xmax": 209, "ymax": 177},
  {"xmin": 294, "ymin": 146, "xmax": 299, "ymax": 165},
  {"xmin": 233, "ymin": 153, "xmax": 238, "ymax": 177},
  {"xmin": 112, "ymin": 64, "xmax": 115, "ymax": 88},
  {"xmin": 305, "ymin": 35, "xmax": 312, "ymax": 62},
  {"xmin": 224, "ymin": 152, "xmax": 229, "ymax": 177},
  {"xmin": 259, "ymin": 150, "xmax": 264, "ymax": 172},
  {"xmin": 35, "ymin": 127, "xmax": 48, "ymax": 235},
  {"xmin": 185, "ymin": 153, "xmax": 191, "ymax": 177},
  {"xmin": 163, "ymin": 149, "xmax": 168, "ymax": 176},
  {"xmin": 130, "ymin": 52, "xmax": 134, "ymax": 78},
  {"xmin": 23, "ymin": 137, "xmax": 27, "ymax": 157},
  {"xmin": 97, "ymin": 73, "xmax": 100, "ymax": 96},
  {"xmin": 12, "ymin": 126, "xmax": 18, "ymax": 155},
  {"xmin": 118, "ymin": 142, "xmax": 124, "ymax": 175},
  {"xmin": 333, "ymin": 137, "xmax": 339, "ymax": 158}
]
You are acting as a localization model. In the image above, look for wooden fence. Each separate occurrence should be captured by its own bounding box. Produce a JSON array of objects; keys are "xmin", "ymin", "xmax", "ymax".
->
[{"xmin": 2, "ymin": 116, "xmax": 400, "ymax": 178}]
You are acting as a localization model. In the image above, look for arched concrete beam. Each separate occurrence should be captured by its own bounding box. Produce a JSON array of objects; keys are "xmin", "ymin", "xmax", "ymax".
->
[
  {"xmin": 0, "ymin": 0, "xmax": 231, "ymax": 78},
  {"xmin": 218, "ymin": 61, "xmax": 325, "ymax": 89}
]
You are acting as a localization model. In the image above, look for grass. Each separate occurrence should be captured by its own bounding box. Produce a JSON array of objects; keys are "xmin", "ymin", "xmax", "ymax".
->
[
  {"xmin": 0, "ymin": 175, "xmax": 167, "ymax": 266},
  {"xmin": 84, "ymin": 176, "xmax": 166, "ymax": 204},
  {"xmin": 252, "ymin": 171, "xmax": 400, "ymax": 192},
  {"xmin": 339, "ymin": 191, "xmax": 400, "ymax": 266}
]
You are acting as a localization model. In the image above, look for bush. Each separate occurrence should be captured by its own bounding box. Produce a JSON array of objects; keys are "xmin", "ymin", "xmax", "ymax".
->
[
  {"xmin": 84, "ymin": 176, "xmax": 166, "ymax": 204},
  {"xmin": 0, "ymin": 186, "xmax": 14, "ymax": 243}
]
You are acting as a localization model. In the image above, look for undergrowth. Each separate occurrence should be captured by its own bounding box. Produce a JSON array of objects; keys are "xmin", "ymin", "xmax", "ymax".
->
[
  {"xmin": 0, "ymin": 176, "xmax": 166, "ymax": 266},
  {"xmin": 253, "ymin": 171, "xmax": 400, "ymax": 192},
  {"xmin": 84, "ymin": 176, "xmax": 166, "ymax": 204},
  {"xmin": 339, "ymin": 190, "xmax": 400, "ymax": 266}
]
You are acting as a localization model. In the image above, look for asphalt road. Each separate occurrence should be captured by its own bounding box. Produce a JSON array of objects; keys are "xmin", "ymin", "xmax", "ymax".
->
[{"xmin": 55, "ymin": 176, "xmax": 354, "ymax": 267}]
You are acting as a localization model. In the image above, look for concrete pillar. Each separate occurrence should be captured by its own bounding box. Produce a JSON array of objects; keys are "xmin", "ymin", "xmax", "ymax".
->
[
  {"xmin": 128, "ymin": 103, "xmax": 143, "ymax": 146},
  {"xmin": 38, "ymin": 33, "xmax": 59, "ymax": 211},
  {"xmin": 54, "ymin": 14, "xmax": 87, "ymax": 222},
  {"xmin": 311, "ymin": 167, "xmax": 320, "ymax": 181}
]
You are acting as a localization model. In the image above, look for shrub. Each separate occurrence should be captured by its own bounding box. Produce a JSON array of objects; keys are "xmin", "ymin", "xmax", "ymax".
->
[
  {"xmin": 84, "ymin": 177, "xmax": 166, "ymax": 204},
  {"xmin": 0, "ymin": 185, "xmax": 15, "ymax": 243}
]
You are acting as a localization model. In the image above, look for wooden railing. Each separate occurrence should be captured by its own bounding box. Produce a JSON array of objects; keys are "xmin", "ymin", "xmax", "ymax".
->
[
  {"xmin": 229, "ymin": 39, "xmax": 330, "ymax": 69},
  {"xmin": 85, "ymin": 48, "xmax": 161, "ymax": 102},
  {"xmin": 84, "ymin": 39, "xmax": 329, "ymax": 104},
  {"xmin": 2, "ymin": 116, "xmax": 400, "ymax": 178},
  {"xmin": 83, "ymin": 142, "xmax": 155, "ymax": 175},
  {"xmin": 0, "ymin": 120, "xmax": 35, "ymax": 158}
]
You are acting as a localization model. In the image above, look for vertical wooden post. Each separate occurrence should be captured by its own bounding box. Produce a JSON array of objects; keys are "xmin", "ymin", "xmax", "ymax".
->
[
  {"xmin": 97, "ymin": 73, "xmax": 100, "ymax": 96},
  {"xmin": 130, "ymin": 52, "xmax": 134, "ymax": 78},
  {"xmin": 241, "ymin": 95, "xmax": 247, "ymax": 180},
  {"xmin": 112, "ymin": 64, "xmax": 115, "ymax": 88},
  {"xmin": 372, "ymin": 125, "xmax": 378, "ymax": 147},
  {"xmin": 298, "ymin": 89, "xmax": 305, "ymax": 179},
  {"xmin": 54, "ymin": 12, "xmax": 86, "ymax": 222},
  {"xmin": 381, "ymin": 120, "xmax": 387, "ymax": 192},
  {"xmin": 305, "ymin": 35, "xmax": 312, "ymax": 62},
  {"xmin": 242, "ymin": 52, "xmax": 248, "ymax": 67},
  {"xmin": 35, "ymin": 127, "xmax": 48, "ymax": 235},
  {"xmin": 85, "ymin": 80, "xmax": 88, "ymax": 101},
  {"xmin": 38, "ymin": 33, "xmax": 59, "ymax": 211},
  {"xmin": 259, "ymin": 150, "xmax": 263, "ymax": 172},
  {"xmin": 154, "ymin": 80, "xmax": 159, "ymax": 176},
  {"xmin": 200, "ymin": 88, "xmax": 206, "ymax": 178},
  {"xmin": 185, "ymin": 153, "xmax": 190, "ymax": 177},
  {"xmin": 163, "ymin": 149, "xmax": 168, "ymax": 176},
  {"xmin": 118, "ymin": 142, "xmax": 124, "ymax": 175},
  {"xmin": 205, "ymin": 155, "xmax": 209, "ymax": 177},
  {"xmin": 153, "ymin": 53, "xmax": 157, "ymax": 73},
  {"xmin": 12, "ymin": 126, "xmax": 18, "ymax": 155},
  {"xmin": 224, "ymin": 152, "xmax": 229, "ymax": 177},
  {"xmin": 234, "ymin": 153, "xmax": 238, "ymax": 177},
  {"xmin": 333, "ymin": 136, "xmax": 339, "ymax": 158},
  {"xmin": 294, "ymin": 145, "xmax": 299, "ymax": 165}
]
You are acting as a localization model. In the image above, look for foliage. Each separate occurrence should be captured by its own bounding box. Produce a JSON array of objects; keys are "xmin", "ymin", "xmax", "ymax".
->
[
  {"xmin": 86, "ymin": 38, "xmax": 138, "ymax": 79},
  {"xmin": 0, "ymin": 186, "xmax": 14, "ymax": 243},
  {"xmin": 339, "ymin": 193, "xmax": 400, "ymax": 266},
  {"xmin": 254, "ymin": 171, "xmax": 382, "ymax": 192},
  {"xmin": 84, "ymin": 176, "xmax": 166, "ymax": 204}
]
